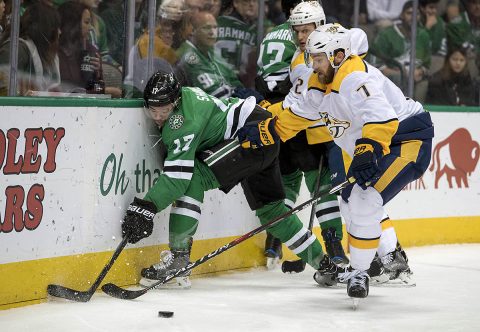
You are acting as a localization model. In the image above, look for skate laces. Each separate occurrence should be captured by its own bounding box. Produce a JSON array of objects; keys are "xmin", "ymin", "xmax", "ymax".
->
[
  {"xmin": 153, "ymin": 250, "xmax": 174, "ymax": 270},
  {"xmin": 380, "ymin": 251, "xmax": 395, "ymax": 265},
  {"xmin": 338, "ymin": 269, "xmax": 369, "ymax": 285}
]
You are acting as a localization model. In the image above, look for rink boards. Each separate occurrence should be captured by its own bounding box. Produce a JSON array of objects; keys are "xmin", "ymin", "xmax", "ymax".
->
[{"xmin": 1, "ymin": 98, "xmax": 479, "ymax": 309}]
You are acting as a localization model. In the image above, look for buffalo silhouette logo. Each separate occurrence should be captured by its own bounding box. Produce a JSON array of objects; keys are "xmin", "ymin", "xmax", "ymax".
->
[{"xmin": 429, "ymin": 128, "xmax": 479, "ymax": 188}]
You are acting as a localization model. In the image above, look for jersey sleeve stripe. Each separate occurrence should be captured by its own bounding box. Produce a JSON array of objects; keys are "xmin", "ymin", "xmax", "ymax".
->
[
  {"xmin": 174, "ymin": 199, "xmax": 202, "ymax": 214},
  {"xmin": 230, "ymin": 101, "xmax": 243, "ymax": 138},
  {"xmin": 171, "ymin": 206, "xmax": 201, "ymax": 220},
  {"xmin": 164, "ymin": 160, "xmax": 195, "ymax": 167}
]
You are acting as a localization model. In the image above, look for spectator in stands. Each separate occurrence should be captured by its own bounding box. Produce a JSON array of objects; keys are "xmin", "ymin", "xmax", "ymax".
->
[
  {"xmin": 98, "ymin": 0, "xmax": 124, "ymax": 66},
  {"xmin": 426, "ymin": 46, "xmax": 477, "ymax": 105},
  {"xmin": 446, "ymin": 0, "xmax": 480, "ymax": 76},
  {"xmin": 366, "ymin": 0, "xmax": 408, "ymax": 28},
  {"xmin": 157, "ymin": 0, "xmax": 191, "ymax": 50},
  {"xmin": 215, "ymin": 0, "xmax": 258, "ymax": 87},
  {"xmin": 419, "ymin": 0, "xmax": 447, "ymax": 73},
  {"xmin": 420, "ymin": 0, "xmax": 447, "ymax": 55},
  {"xmin": 123, "ymin": 1, "xmax": 182, "ymax": 97},
  {"xmin": 176, "ymin": 10, "xmax": 243, "ymax": 97},
  {"xmin": 443, "ymin": 0, "xmax": 460, "ymax": 23},
  {"xmin": 204, "ymin": 0, "xmax": 222, "ymax": 17},
  {"xmin": 0, "ymin": 2, "xmax": 61, "ymax": 96},
  {"xmin": 371, "ymin": 0, "xmax": 431, "ymax": 102},
  {"xmin": 78, "ymin": 0, "xmax": 119, "ymax": 67},
  {"xmin": 58, "ymin": 1, "xmax": 121, "ymax": 97}
]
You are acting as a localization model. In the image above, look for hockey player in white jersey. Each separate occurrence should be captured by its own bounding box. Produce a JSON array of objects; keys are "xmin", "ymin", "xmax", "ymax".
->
[{"xmin": 270, "ymin": 26, "xmax": 434, "ymax": 301}]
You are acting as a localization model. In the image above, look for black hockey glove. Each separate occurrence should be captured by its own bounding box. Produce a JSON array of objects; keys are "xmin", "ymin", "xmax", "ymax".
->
[
  {"xmin": 232, "ymin": 87, "xmax": 265, "ymax": 104},
  {"xmin": 122, "ymin": 197, "xmax": 157, "ymax": 244},
  {"xmin": 238, "ymin": 117, "xmax": 280, "ymax": 149},
  {"xmin": 348, "ymin": 138, "xmax": 383, "ymax": 190}
]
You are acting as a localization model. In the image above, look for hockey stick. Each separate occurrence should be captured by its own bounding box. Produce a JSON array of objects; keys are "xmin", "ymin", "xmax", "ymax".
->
[
  {"xmin": 47, "ymin": 235, "xmax": 130, "ymax": 302},
  {"xmin": 281, "ymin": 154, "xmax": 324, "ymax": 273},
  {"xmin": 101, "ymin": 179, "xmax": 350, "ymax": 300}
]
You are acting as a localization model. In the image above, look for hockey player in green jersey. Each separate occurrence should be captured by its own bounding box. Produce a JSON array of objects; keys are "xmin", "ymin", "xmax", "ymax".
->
[
  {"xmin": 256, "ymin": 0, "xmax": 349, "ymax": 269},
  {"xmin": 120, "ymin": 71, "xmax": 340, "ymax": 288},
  {"xmin": 255, "ymin": 0, "xmax": 298, "ymax": 103}
]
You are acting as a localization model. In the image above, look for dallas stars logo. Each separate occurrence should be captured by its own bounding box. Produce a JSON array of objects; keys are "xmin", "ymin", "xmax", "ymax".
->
[{"xmin": 169, "ymin": 114, "xmax": 184, "ymax": 130}]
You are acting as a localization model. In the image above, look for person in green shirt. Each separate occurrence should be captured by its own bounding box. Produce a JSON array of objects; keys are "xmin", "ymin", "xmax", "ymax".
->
[
  {"xmin": 446, "ymin": 0, "xmax": 480, "ymax": 77},
  {"xmin": 121, "ymin": 71, "xmax": 341, "ymax": 289},
  {"xmin": 371, "ymin": 0, "xmax": 432, "ymax": 102},
  {"xmin": 176, "ymin": 11, "xmax": 243, "ymax": 98},
  {"xmin": 419, "ymin": 0, "xmax": 447, "ymax": 56}
]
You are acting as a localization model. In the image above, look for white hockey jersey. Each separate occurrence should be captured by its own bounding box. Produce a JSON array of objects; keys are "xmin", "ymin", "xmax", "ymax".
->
[
  {"xmin": 279, "ymin": 55, "xmax": 424, "ymax": 157},
  {"xmin": 283, "ymin": 27, "xmax": 369, "ymax": 110}
]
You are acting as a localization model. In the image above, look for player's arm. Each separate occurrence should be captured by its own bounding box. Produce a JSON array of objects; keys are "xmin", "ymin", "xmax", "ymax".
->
[
  {"xmin": 342, "ymin": 73, "xmax": 399, "ymax": 188},
  {"xmin": 144, "ymin": 134, "xmax": 199, "ymax": 211}
]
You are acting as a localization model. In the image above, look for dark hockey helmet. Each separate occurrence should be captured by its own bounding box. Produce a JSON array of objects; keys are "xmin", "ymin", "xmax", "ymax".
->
[{"xmin": 143, "ymin": 71, "xmax": 181, "ymax": 108}]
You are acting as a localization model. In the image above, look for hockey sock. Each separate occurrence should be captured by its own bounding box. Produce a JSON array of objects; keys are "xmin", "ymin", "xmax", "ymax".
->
[
  {"xmin": 256, "ymin": 201, "xmax": 324, "ymax": 269},
  {"xmin": 304, "ymin": 169, "xmax": 343, "ymax": 238}
]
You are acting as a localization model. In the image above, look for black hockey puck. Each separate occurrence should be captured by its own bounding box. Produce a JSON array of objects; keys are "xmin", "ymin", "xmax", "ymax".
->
[{"xmin": 158, "ymin": 311, "xmax": 174, "ymax": 318}]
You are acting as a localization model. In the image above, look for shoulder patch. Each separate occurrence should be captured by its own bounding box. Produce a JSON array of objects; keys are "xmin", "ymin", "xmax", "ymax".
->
[
  {"xmin": 184, "ymin": 52, "xmax": 199, "ymax": 65},
  {"xmin": 331, "ymin": 55, "xmax": 367, "ymax": 92},
  {"xmin": 169, "ymin": 114, "xmax": 184, "ymax": 130}
]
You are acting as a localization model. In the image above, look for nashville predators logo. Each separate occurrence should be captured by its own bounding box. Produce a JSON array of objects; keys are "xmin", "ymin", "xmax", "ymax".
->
[
  {"xmin": 169, "ymin": 114, "xmax": 184, "ymax": 130},
  {"xmin": 320, "ymin": 112, "xmax": 350, "ymax": 138}
]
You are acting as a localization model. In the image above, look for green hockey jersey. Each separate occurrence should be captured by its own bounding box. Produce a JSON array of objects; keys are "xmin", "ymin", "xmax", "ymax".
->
[
  {"xmin": 144, "ymin": 87, "xmax": 257, "ymax": 211},
  {"xmin": 215, "ymin": 15, "xmax": 257, "ymax": 75},
  {"xmin": 177, "ymin": 41, "xmax": 243, "ymax": 98},
  {"xmin": 257, "ymin": 22, "xmax": 296, "ymax": 81}
]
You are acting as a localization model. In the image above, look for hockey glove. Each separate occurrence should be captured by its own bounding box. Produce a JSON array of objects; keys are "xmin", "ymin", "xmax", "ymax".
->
[
  {"xmin": 232, "ymin": 87, "xmax": 265, "ymax": 104},
  {"xmin": 238, "ymin": 117, "xmax": 280, "ymax": 149},
  {"xmin": 348, "ymin": 138, "xmax": 383, "ymax": 190},
  {"xmin": 122, "ymin": 197, "xmax": 157, "ymax": 244}
]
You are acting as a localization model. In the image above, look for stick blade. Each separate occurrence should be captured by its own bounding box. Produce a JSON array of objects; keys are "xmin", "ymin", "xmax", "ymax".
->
[
  {"xmin": 101, "ymin": 283, "xmax": 146, "ymax": 300},
  {"xmin": 281, "ymin": 260, "xmax": 306, "ymax": 273},
  {"xmin": 47, "ymin": 284, "xmax": 93, "ymax": 302}
]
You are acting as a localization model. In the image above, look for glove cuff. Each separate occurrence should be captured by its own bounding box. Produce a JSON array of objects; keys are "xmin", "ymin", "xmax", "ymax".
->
[
  {"xmin": 354, "ymin": 138, "xmax": 383, "ymax": 158},
  {"xmin": 258, "ymin": 117, "xmax": 280, "ymax": 146},
  {"xmin": 132, "ymin": 197, "xmax": 158, "ymax": 214},
  {"xmin": 258, "ymin": 99, "xmax": 272, "ymax": 110}
]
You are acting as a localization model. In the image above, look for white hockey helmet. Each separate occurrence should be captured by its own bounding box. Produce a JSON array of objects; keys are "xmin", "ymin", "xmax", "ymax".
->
[
  {"xmin": 306, "ymin": 23, "xmax": 352, "ymax": 68},
  {"xmin": 288, "ymin": 1, "xmax": 326, "ymax": 28}
]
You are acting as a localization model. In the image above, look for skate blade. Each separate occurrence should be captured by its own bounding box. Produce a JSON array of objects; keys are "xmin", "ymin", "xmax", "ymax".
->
[
  {"xmin": 139, "ymin": 276, "xmax": 191, "ymax": 289},
  {"xmin": 396, "ymin": 271, "xmax": 416, "ymax": 286},
  {"xmin": 373, "ymin": 275, "xmax": 416, "ymax": 288},
  {"xmin": 266, "ymin": 257, "xmax": 280, "ymax": 270},
  {"xmin": 351, "ymin": 297, "xmax": 360, "ymax": 310},
  {"xmin": 370, "ymin": 274, "xmax": 390, "ymax": 285}
]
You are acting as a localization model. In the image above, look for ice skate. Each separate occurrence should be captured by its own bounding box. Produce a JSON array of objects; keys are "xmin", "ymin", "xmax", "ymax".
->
[
  {"xmin": 321, "ymin": 228, "xmax": 349, "ymax": 267},
  {"xmin": 265, "ymin": 233, "xmax": 283, "ymax": 270},
  {"xmin": 139, "ymin": 249, "xmax": 191, "ymax": 289},
  {"xmin": 313, "ymin": 255, "xmax": 346, "ymax": 287},
  {"xmin": 367, "ymin": 255, "xmax": 390, "ymax": 285},
  {"xmin": 381, "ymin": 248, "xmax": 416, "ymax": 287},
  {"xmin": 338, "ymin": 268, "xmax": 369, "ymax": 309}
]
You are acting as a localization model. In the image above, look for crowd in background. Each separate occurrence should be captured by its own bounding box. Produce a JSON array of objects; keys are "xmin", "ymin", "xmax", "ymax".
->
[{"xmin": 0, "ymin": 0, "xmax": 479, "ymax": 106}]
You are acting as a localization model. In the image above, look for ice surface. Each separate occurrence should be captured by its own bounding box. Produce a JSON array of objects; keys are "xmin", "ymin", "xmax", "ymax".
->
[{"xmin": 1, "ymin": 244, "xmax": 479, "ymax": 332}]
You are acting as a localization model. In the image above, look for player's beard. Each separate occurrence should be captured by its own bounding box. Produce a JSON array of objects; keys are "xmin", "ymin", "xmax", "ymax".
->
[{"xmin": 318, "ymin": 65, "xmax": 335, "ymax": 84}]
